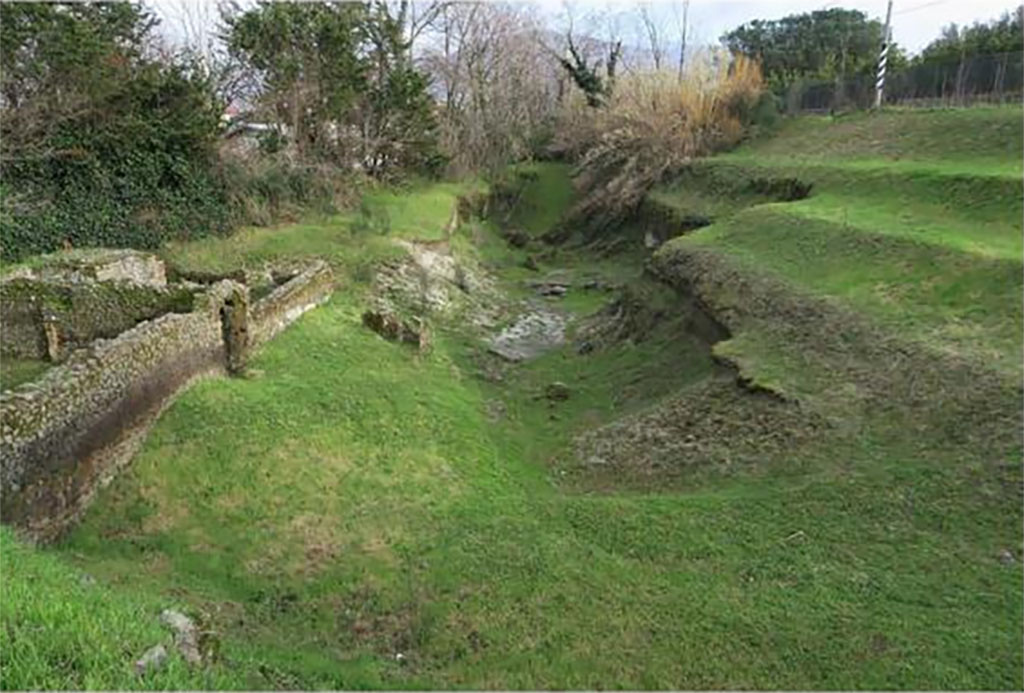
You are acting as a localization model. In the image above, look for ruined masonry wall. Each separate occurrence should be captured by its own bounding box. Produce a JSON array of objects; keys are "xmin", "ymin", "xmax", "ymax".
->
[
  {"xmin": 250, "ymin": 260, "xmax": 334, "ymax": 346},
  {"xmin": 0, "ymin": 279, "xmax": 196, "ymax": 360},
  {"xmin": 0, "ymin": 263, "xmax": 334, "ymax": 542}
]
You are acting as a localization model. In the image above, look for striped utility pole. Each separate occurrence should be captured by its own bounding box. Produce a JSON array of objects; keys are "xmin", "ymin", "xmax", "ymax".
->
[{"xmin": 874, "ymin": 0, "xmax": 894, "ymax": 108}]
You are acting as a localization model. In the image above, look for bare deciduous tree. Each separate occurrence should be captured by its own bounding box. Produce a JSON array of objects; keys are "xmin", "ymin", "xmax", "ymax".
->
[
  {"xmin": 674, "ymin": 0, "xmax": 691, "ymax": 81},
  {"xmin": 637, "ymin": 3, "xmax": 664, "ymax": 70},
  {"xmin": 169, "ymin": 0, "xmax": 255, "ymax": 109},
  {"xmin": 420, "ymin": 2, "xmax": 559, "ymax": 173}
]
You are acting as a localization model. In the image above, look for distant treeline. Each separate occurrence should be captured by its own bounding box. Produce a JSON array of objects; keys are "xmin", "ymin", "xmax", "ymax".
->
[{"xmin": 722, "ymin": 5, "xmax": 1023, "ymax": 111}]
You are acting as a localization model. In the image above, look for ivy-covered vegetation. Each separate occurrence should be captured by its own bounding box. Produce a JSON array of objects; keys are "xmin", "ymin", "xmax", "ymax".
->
[
  {"xmin": 0, "ymin": 3, "xmax": 227, "ymax": 260},
  {"xmin": 0, "ymin": 1, "xmax": 442, "ymax": 262}
]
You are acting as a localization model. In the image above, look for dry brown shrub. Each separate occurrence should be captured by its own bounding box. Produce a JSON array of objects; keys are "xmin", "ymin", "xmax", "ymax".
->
[{"xmin": 555, "ymin": 50, "xmax": 764, "ymax": 235}]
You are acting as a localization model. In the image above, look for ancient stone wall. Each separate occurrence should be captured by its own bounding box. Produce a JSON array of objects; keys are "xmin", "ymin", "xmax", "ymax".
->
[
  {"xmin": 0, "ymin": 279, "xmax": 195, "ymax": 360},
  {"xmin": 14, "ymin": 248, "xmax": 168, "ymax": 286},
  {"xmin": 249, "ymin": 260, "xmax": 334, "ymax": 346},
  {"xmin": 0, "ymin": 263, "xmax": 333, "ymax": 542}
]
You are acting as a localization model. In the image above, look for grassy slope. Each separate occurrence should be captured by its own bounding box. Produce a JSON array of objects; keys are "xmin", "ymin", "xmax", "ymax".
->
[
  {"xmin": 0, "ymin": 527, "xmax": 244, "ymax": 689},
  {"xmin": 657, "ymin": 106, "xmax": 1023, "ymax": 380},
  {"xmin": 2, "ymin": 109, "xmax": 1021, "ymax": 690},
  {"xmin": 724, "ymin": 107, "xmax": 1023, "ymax": 176}
]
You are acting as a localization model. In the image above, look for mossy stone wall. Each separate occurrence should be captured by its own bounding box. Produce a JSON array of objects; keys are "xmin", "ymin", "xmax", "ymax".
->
[
  {"xmin": 250, "ymin": 260, "xmax": 334, "ymax": 346},
  {"xmin": 0, "ymin": 262, "xmax": 333, "ymax": 542},
  {"xmin": 0, "ymin": 279, "xmax": 196, "ymax": 360}
]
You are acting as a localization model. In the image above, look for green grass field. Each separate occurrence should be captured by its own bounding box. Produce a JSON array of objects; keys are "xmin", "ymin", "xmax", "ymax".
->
[{"xmin": 2, "ymin": 107, "xmax": 1021, "ymax": 690}]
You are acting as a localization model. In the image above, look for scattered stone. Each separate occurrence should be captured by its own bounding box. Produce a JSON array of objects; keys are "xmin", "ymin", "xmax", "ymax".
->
[
  {"xmin": 576, "ymin": 340, "xmax": 594, "ymax": 355},
  {"xmin": 160, "ymin": 609, "xmax": 202, "ymax": 666},
  {"xmin": 78, "ymin": 573, "xmax": 96, "ymax": 587},
  {"xmin": 395, "ymin": 652, "xmax": 406, "ymax": 663},
  {"xmin": 485, "ymin": 398, "xmax": 507, "ymax": 422},
  {"xmin": 135, "ymin": 644, "xmax": 168, "ymax": 676},
  {"xmin": 362, "ymin": 309, "xmax": 430, "ymax": 351},
  {"xmin": 581, "ymin": 279, "xmax": 616, "ymax": 292},
  {"xmin": 487, "ymin": 308, "xmax": 567, "ymax": 362},
  {"xmin": 526, "ymin": 280, "xmax": 571, "ymax": 297},
  {"xmin": 999, "ymin": 549, "xmax": 1015, "ymax": 564},
  {"xmin": 545, "ymin": 382, "xmax": 571, "ymax": 402}
]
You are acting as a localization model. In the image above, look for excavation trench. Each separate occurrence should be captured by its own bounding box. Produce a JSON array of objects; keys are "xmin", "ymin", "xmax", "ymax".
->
[
  {"xmin": 455, "ymin": 171, "xmax": 826, "ymax": 484},
  {"xmin": 360, "ymin": 181, "xmax": 823, "ymax": 486}
]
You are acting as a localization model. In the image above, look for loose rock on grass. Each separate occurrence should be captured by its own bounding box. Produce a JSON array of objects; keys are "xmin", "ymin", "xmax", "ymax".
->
[
  {"xmin": 545, "ymin": 382, "xmax": 571, "ymax": 402},
  {"xmin": 160, "ymin": 609, "xmax": 202, "ymax": 666},
  {"xmin": 134, "ymin": 644, "xmax": 168, "ymax": 676}
]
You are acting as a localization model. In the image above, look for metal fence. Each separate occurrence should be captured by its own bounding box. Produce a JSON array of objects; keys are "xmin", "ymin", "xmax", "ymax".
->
[{"xmin": 782, "ymin": 51, "xmax": 1023, "ymax": 112}]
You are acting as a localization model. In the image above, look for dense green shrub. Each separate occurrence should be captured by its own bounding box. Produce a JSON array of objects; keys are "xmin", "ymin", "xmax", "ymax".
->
[
  {"xmin": 221, "ymin": 155, "xmax": 360, "ymax": 227},
  {"xmin": 0, "ymin": 3, "xmax": 382, "ymax": 262},
  {"xmin": 0, "ymin": 3, "xmax": 234, "ymax": 261},
  {"xmin": 224, "ymin": 1, "xmax": 443, "ymax": 179}
]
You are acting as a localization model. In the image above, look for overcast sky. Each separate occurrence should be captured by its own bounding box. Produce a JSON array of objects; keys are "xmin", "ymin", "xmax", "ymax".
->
[
  {"xmin": 545, "ymin": 0, "xmax": 1020, "ymax": 53},
  {"xmin": 152, "ymin": 0, "xmax": 1020, "ymax": 55}
]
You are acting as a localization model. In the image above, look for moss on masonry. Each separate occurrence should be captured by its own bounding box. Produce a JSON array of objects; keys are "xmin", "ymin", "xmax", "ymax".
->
[
  {"xmin": 0, "ymin": 261, "xmax": 333, "ymax": 542},
  {"xmin": 1, "ymin": 279, "xmax": 196, "ymax": 360}
]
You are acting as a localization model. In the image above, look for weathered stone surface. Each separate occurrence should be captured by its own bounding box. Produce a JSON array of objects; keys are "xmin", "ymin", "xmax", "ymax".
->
[
  {"xmin": 0, "ymin": 262, "xmax": 334, "ymax": 543},
  {"xmin": 221, "ymin": 286, "xmax": 250, "ymax": 376},
  {"xmin": 249, "ymin": 260, "xmax": 334, "ymax": 346},
  {"xmin": 369, "ymin": 239, "xmax": 504, "ymax": 331},
  {"xmin": 0, "ymin": 277, "xmax": 197, "ymax": 361},
  {"xmin": 23, "ymin": 249, "xmax": 168, "ymax": 286},
  {"xmin": 527, "ymin": 281, "xmax": 569, "ymax": 297},
  {"xmin": 488, "ymin": 308, "xmax": 567, "ymax": 362},
  {"xmin": 545, "ymin": 381, "xmax": 571, "ymax": 401},
  {"xmin": 0, "ymin": 282, "xmax": 234, "ymax": 542},
  {"xmin": 362, "ymin": 310, "xmax": 430, "ymax": 351},
  {"xmin": 135, "ymin": 644, "xmax": 168, "ymax": 676},
  {"xmin": 161, "ymin": 609, "xmax": 202, "ymax": 666}
]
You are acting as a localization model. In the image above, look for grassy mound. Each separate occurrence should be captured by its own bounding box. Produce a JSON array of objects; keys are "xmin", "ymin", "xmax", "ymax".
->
[{"xmin": 725, "ymin": 106, "xmax": 1022, "ymax": 176}]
